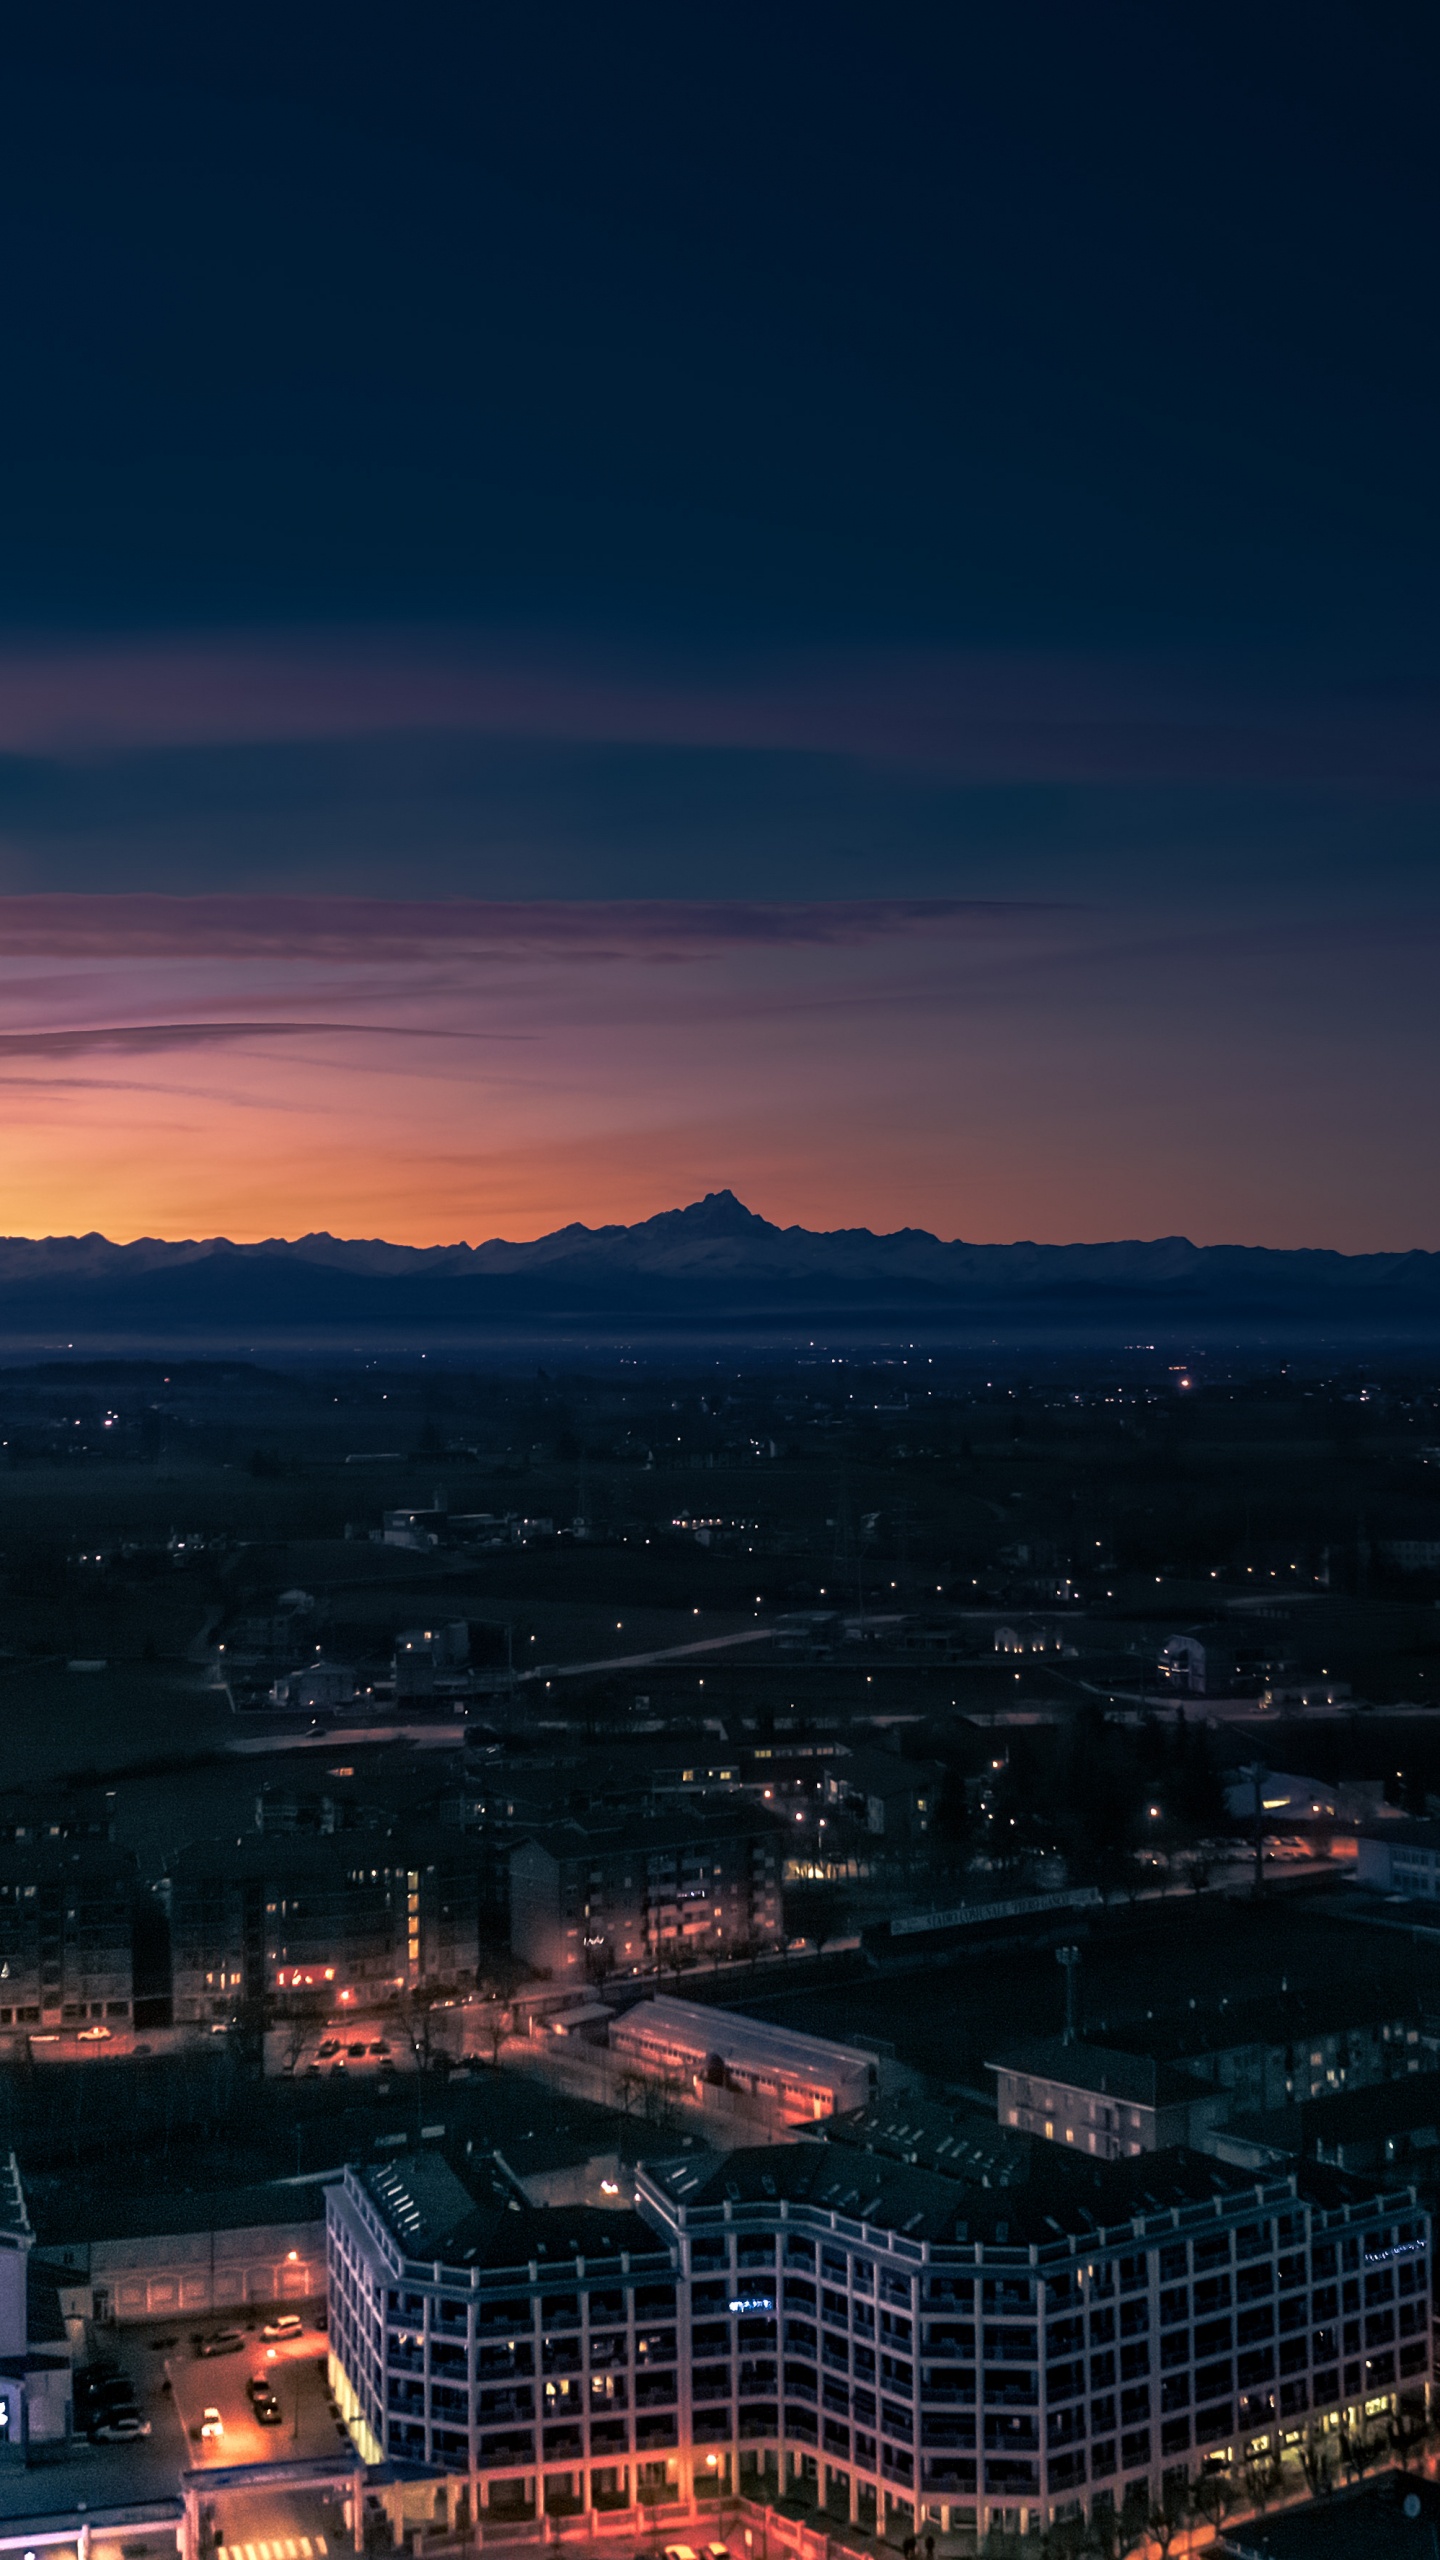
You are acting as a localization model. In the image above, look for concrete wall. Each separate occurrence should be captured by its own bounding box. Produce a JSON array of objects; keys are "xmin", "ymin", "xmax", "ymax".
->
[{"xmin": 50, "ymin": 2218, "xmax": 326, "ymax": 2323}]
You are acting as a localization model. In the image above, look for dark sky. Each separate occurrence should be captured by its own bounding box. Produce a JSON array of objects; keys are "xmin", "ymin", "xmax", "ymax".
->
[{"xmin": 0, "ymin": 3, "xmax": 1435, "ymax": 1245}]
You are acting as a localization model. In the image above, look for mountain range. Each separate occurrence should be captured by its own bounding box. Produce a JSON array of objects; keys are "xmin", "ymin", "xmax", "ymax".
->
[{"xmin": 0, "ymin": 1193, "xmax": 1438, "ymax": 1344}]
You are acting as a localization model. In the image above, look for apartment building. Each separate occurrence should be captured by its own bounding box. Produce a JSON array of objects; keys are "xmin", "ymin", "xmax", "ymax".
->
[
  {"xmin": 989, "ymin": 2042, "xmax": 1227, "ymax": 2159},
  {"xmin": 167, "ymin": 1832, "xmax": 481, "ymax": 2021},
  {"xmin": 0, "ymin": 1844, "xmax": 137, "ymax": 2033},
  {"xmin": 609, "ymin": 1998, "xmax": 876, "ymax": 2125},
  {"xmin": 508, "ymin": 1809, "xmax": 783, "ymax": 1982},
  {"xmin": 326, "ymin": 2156, "xmax": 680, "ymax": 2516},
  {"xmin": 325, "ymin": 2136, "xmax": 1430, "ymax": 2540}
]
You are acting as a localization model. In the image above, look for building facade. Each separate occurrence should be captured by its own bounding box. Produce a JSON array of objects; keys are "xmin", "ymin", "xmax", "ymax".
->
[
  {"xmin": 1356, "ymin": 1821, "xmax": 1440, "ymax": 1900},
  {"xmin": 325, "ymin": 2139, "xmax": 1431, "ymax": 2540},
  {"xmin": 168, "ymin": 1834, "xmax": 481, "ymax": 2022},
  {"xmin": 508, "ymin": 1811, "xmax": 783, "ymax": 1982},
  {"xmin": 990, "ymin": 2042, "xmax": 1227, "ymax": 2160},
  {"xmin": 0, "ymin": 1845, "xmax": 137, "ymax": 2035}
]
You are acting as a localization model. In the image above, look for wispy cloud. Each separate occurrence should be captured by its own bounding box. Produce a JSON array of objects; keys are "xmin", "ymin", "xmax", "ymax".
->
[
  {"xmin": 0, "ymin": 1018, "xmax": 525, "ymax": 1058},
  {"xmin": 0, "ymin": 893, "xmax": 1048, "ymax": 960},
  {"xmin": 0, "ymin": 634, "xmax": 1430, "ymax": 789}
]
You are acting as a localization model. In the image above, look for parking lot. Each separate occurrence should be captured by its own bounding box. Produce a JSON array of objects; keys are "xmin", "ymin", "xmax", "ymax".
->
[{"xmin": 166, "ymin": 2317, "xmax": 342, "ymax": 2467}]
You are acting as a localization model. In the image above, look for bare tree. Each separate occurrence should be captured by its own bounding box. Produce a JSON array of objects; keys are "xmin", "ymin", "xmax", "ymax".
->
[
  {"xmin": 1298, "ymin": 2427, "xmax": 1333, "ymax": 2499},
  {"xmin": 1193, "ymin": 2467, "xmax": 1236, "ymax": 2538}
]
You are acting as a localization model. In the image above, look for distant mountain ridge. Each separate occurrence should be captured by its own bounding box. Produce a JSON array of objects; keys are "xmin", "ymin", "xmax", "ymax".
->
[{"xmin": 0, "ymin": 1193, "xmax": 1437, "ymax": 1341}]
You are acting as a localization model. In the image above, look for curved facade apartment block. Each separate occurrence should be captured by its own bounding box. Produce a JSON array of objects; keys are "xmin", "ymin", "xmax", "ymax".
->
[{"xmin": 325, "ymin": 2140, "xmax": 1432, "ymax": 2541}]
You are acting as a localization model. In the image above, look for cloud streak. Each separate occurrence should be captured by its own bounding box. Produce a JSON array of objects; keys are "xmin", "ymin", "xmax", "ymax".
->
[
  {"xmin": 0, "ymin": 893, "xmax": 1049, "ymax": 961},
  {"xmin": 0, "ymin": 1018, "xmax": 526, "ymax": 1058},
  {"xmin": 0, "ymin": 635, "xmax": 1432, "ymax": 790}
]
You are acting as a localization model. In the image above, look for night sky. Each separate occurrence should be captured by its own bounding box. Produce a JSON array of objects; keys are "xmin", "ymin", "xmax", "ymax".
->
[{"xmin": 0, "ymin": 4, "xmax": 1435, "ymax": 1247}]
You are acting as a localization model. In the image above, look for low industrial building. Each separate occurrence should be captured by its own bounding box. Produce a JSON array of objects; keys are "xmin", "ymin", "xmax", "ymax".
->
[
  {"xmin": 608, "ymin": 1997, "xmax": 876, "ymax": 2125},
  {"xmin": 39, "ymin": 2176, "xmax": 330, "ymax": 2323},
  {"xmin": 1356, "ymin": 1819, "xmax": 1440, "ymax": 1899}
]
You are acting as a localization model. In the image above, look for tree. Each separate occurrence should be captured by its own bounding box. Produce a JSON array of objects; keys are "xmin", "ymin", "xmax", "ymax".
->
[
  {"xmin": 1390, "ymin": 2403, "xmax": 1431, "ymax": 2470},
  {"xmin": 1147, "ymin": 2479, "xmax": 1186, "ymax": 2560},
  {"xmin": 1193, "ymin": 2466, "xmax": 1236, "ymax": 2537},
  {"xmin": 1243, "ymin": 2447, "xmax": 1282, "ymax": 2516},
  {"xmin": 1298, "ymin": 2426, "xmax": 1334, "ymax": 2499},
  {"xmin": 1339, "ymin": 2420, "xmax": 1382, "ymax": 2483}
]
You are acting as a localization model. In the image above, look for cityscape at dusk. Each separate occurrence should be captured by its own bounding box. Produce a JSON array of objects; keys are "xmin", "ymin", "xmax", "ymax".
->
[{"xmin": 0, "ymin": 15, "xmax": 1436, "ymax": 2560}]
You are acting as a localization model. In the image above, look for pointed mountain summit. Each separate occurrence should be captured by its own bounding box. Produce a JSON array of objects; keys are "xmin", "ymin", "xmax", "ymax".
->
[{"xmin": 640, "ymin": 1190, "xmax": 775, "ymax": 1239}]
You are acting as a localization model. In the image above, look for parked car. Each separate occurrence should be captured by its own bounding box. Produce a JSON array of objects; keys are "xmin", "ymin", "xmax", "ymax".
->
[
  {"xmin": 195, "ymin": 2329, "xmax": 245, "ymax": 2357},
  {"xmin": 254, "ymin": 2393, "xmax": 283, "ymax": 2426},
  {"xmin": 199, "ymin": 2406, "xmax": 225, "ymax": 2439},
  {"xmin": 82, "ymin": 2377, "xmax": 141, "ymax": 2417},
  {"xmin": 261, "ymin": 2314, "xmax": 303, "ymax": 2341},
  {"xmin": 92, "ymin": 2413, "xmax": 151, "ymax": 2441}
]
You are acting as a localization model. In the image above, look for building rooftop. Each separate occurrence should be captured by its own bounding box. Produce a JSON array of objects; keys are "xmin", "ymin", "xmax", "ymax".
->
[
  {"xmin": 1223, "ymin": 2470, "xmax": 1440, "ymax": 2560},
  {"xmin": 986, "ymin": 2038, "xmax": 1204, "ymax": 2110},
  {"xmin": 35, "ymin": 2174, "xmax": 333, "ymax": 2252},
  {"xmin": 643, "ymin": 2138, "xmax": 1385, "ymax": 2252},
  {"xmin": 167, "ymin": 1829, "xmax": 480, "ymax": 1880},
  {"xmin": 515, "ymin": 1804, "xmax": 784, "ymax": 1860},
  {"xmin": 1116, "ymin": 1982, "xmax": 1432, "ymax": 2066},
  {"xmin": 614, "ymin": 1996, "xmax": 875, "ymax": 2089},
  {"xmin": 824, "ymin": 2092, "xmax": 1035, "ymax": 2189},
  {"xmin": 1228, "ymin": 2068, "xmax": 1440, "ymax": 2153},
  {"xmin": 1358, "ymin": 1816, "xmax": 1440, "ymax": 1849},
  {"xmin": 358, "ymin": 2153, "xmax": 663, "ymax": 2274}
]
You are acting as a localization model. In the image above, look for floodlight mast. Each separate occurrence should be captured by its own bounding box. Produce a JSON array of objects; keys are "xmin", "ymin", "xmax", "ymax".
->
[{"xmin": 1056, "ymin": 1943, "xmax": 1081, "ymax": 2046}]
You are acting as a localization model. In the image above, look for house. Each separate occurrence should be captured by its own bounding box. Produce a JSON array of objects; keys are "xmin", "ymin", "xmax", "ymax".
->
[{"xmin": 269, "ymin": 1658, "xmax": 356, "ymax": 1712}]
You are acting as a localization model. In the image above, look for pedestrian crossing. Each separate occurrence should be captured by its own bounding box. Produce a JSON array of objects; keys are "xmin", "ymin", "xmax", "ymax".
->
[{"xmin": 216, "ymin": 2537, "xmax": 327, "ymax": 2559}]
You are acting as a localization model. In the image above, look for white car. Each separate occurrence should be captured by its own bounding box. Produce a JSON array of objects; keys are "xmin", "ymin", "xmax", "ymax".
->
[
  {"xmin": 200, "ymin": 2406, "xmax": 225, "ymax": 2439},
  {"xmin": 262, "ymin": 2314, "xmax": 304, "ymax": 2341}
]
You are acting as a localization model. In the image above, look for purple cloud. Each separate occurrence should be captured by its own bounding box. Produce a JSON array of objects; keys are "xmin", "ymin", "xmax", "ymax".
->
[
  {"xmin": 0, "ymin": 634, "xmax": 1430, "ymax": 788},
  {"xmin": 0, "ymin": 893, "xmax": 1050, "ymax": 960}
]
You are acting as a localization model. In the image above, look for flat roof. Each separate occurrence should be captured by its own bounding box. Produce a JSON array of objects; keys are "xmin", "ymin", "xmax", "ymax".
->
[
  {"xmin": 356, "ymin": 2153, "xmax": 662, "ymax": 2274},
  {"xmin": 1224, "ymin": 2469, "xmax": 1440, "ymax": 2560},
  {"xmin": 35, "ymin": 2175, "xmax": 333, "ymax": 2251},
  {"xmin": 644, "ymin": 2136, "xmax": 1381, "ymax": 2251},
  {"xmin": 987, "ymin": 2038, "xmax": 1202, "ymax": 2110}
]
